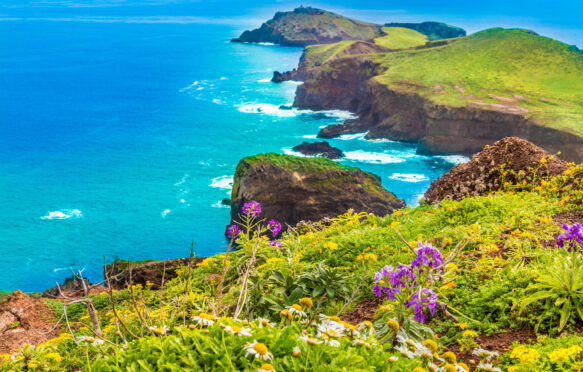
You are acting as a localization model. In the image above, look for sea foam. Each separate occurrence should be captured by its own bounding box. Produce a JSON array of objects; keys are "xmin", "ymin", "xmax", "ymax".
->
[
  {"xmin": 389, "ymin": 173, "xmax": 429, "ymax": 183},
  {"xmin": 236, "ymin": 103, "xmax": 356, "ymax": 121},
  {"xmin": 436, "ymin": 155, "xmax": 470, "ymax": 165},
  {"xmin": 343, "ymin": 151, "xmax": 406, "ymax": 164},
  {"xmin": 41, "ymin": 209, "xmax": 83, "ymax": 220},
  {"xmin": 210, "ymin": 176, "xmax": 233, "ymax": 190}
]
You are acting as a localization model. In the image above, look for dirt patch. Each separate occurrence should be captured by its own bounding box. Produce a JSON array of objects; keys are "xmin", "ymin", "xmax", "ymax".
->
[
  {"xmin": 468, "ymin": 101, "xmax": 528, "ymax": 115},
  {"xmin": 541, "ymin": 210, "xmax": 583, "ymax": 247},
  {"xmin": 454, "ymin": 85, "xmax": 466, "ymax": 93},
  {"xmin": 488, "ymin": 93, "xmax": 520, "ymax": 104},
  {"xmin": 448, "ymin": 328, "xmax": 536, "ymax": 368},
  {"xmin": 106, "ymin": 257, "xmax": 204, "ymax": 290},
  {"xmin": 425, "ymin": 137, "xmax": 568, "ymax": 203},
  {"xmin": 340, "ymin": 297, "xmax": 382, "ymax": 324},
  {"xmin": 458, "ymin": 94, "xmax": 478, "ymax": 100},
  {"xmin": 433, "ymin": 84, "xmax": 447, "ymax": 94},
  {"xmin": 0, "ymin": 291, "xmax": 60, "ymax": 354}
]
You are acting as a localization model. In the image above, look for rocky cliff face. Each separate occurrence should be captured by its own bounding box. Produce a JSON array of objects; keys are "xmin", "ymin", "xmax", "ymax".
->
[
  {"xmin": 229, "ymin": 154, "xmax": 404, "ymax": 229},
  {"xmin": 231, "ymin": 7, "xmax": 382, "ymax": 46},
  {"xmin": 293, "ymin": 55, "xmax": 583, "ymax": 162}
]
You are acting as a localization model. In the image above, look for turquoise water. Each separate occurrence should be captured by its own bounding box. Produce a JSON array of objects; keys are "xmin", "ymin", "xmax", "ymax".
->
[{"xmin": 0, "ymin": 20, "xmax": 465, "ymax": 291}]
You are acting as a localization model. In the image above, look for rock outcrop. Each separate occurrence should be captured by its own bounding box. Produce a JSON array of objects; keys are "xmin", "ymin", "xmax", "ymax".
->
[
  {"xmin": 384, "ymin": 22, "xmax": 466, "ymax": 40},
  {"xmin": 424, "ymin": 137, "xmax": 568, "ymax": 203},
  {"xmin": 231, "ymin": 7, "xmax": 382, "ymax": 46},
  {"xmin": 292, "ymin": 141, "xmax": 344, "ymax": 159},
  {"xmin": 105, "ymin": 258, "xmax": 204, "ymax": 290},
  {"xmin": 0, "ymin": 291, "xmax": 59, "ymax": 354},
  {"xmin": 271, "ymin": 70, "xmax": 297, "ymax": 83},
  {"xmin": 228, "ymin": 153, "xmax": 404, "ymax": 229}
]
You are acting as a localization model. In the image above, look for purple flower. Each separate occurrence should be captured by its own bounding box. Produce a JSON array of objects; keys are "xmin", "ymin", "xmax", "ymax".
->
[
  {"xmin": 557, "ymin": 223, "xmax": 583, "ymax": 252},
  {"xmin": 242, "ymin": 200, "xmax": 261, "ymax": 217},
  {"xmin": 406, "ymin": 288, "xmax": 438, "ymax": 323},
  {"xmin": 268, "ymin": 219, "xmax": 282, "ymax": 237},
  {"xmin": 411, "ymin": 242, "xmax": 444, "ymax": 270},
  {"xmin": 227, "ymin": 224, "xmax": 240, "ymax": 237},
  {"xmin": 270, "ymin": 240, "xmax": 282, "ymax": 248}
]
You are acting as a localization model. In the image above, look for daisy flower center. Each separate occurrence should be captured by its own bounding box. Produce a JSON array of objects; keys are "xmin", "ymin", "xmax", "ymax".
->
[{"xmin": 253, "ymin": 343, "xmax": 268, "ymax": 355}]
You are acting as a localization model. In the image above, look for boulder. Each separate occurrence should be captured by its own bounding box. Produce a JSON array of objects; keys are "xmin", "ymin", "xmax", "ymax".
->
[
  {"xmin": 424, "ymin": 137, "xmax": 568, "ymax": 203},
  {"xmin": 292, "ymin": 141, "xmax": 344, "ymax": 159},
  {"xmin": 228, "ymin": 153, "xmax": 404, "ymax": 230}
]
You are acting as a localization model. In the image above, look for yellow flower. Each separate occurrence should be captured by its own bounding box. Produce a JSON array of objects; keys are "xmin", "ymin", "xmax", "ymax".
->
[
  {"xmin": 299, "ymin": 297, "xmax": 313, "ymax": 311},
  {"xmin": 462, "ymin": 330, "xmax": 478, "ymax": 339},
  {"xmin": 510, "ymin": 345, "xmax": 540, "ymax": 364},
  {"xmin": 266, "ymin": 258, "xmax": 283, "ymax": 265},
  {"xmin": 45, "ymin": 352, "xmax": 63, "ymax": 363},
  {"xmin": 386, "ymin": 319, "xmax": 400, "ymax": 333},
  {"xmin": 548, "ymin": 345, "xmax": 583, "ymax": 362},
  {"xmin": 443, "ymin": 351, "xmax": 457, "ymax": 364},
  {"xmin": 443, "ymin": 364, "xmax": 457, "ymax": 372},
  {"xmin": 423, "ymin": 339, "xmax": 438, "ymax": 353},
  {"xmin": 458, "ymin": 323, "xmax": 469, "ymax": 330},
  {"xmin": 258, "ymin": 363, "xmax": 275, "ymax": 372},
  {"xmin": 390, "ymin": 221, "xmax": 400, "ymax": 229},
  {"xmin": 412, "ymin": 367, "xmax": 426, "ymax": 372},
  {"xmin": 324, "ymin": 242, "xmax": 339, "ymax": 251},
  {"xmin": 458, "ymin": 362, "xmax": 470, "ymax": 371},
  {"xmin": 540, "ymin": 157, "xmax": 547, "ymax": 165}
]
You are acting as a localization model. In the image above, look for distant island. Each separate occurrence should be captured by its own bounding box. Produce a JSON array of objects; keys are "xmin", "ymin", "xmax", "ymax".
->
[
  {"xmin": 235, "ymin": 7, "xmax": 583, "ymax": 162},
  {"xmin": 231, "ymin": 6, "xmax": 464, "ymax": 46}
]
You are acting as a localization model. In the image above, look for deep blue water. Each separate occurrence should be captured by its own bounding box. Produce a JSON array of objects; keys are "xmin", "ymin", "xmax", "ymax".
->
[{"xmin": 0, "ymin": 17, "xmax": 471, "ymax": 292}]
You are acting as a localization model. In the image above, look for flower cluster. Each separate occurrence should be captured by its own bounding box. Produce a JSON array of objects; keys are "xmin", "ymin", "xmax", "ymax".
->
[
  {"xmin": 268, "ymin": 219, "xmax": 281, "ymax": 237},
  {"xmin": 557, "ymin": 223, "xmax": 583, "ymax": 253},
  {"xmin": 242, "ymin": 200, "xmax": 261, "ymax": 217},
  {"xmin": 373, "ymin": 243, "xmax": 445, "ymax": 323},
  {"xmin": 406, "ymin": 288, "xmax": 438, "ymax": 323},
  {"xmin": 227, "ymin": 224, "xmax": 240, "ymax": 237},
  {"xmin": 411, "ymin": 242, "xmax": 444, "ymax": 270}
]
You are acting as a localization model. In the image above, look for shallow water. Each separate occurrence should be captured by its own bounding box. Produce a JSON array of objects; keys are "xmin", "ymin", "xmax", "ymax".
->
[{"xmin": 0, "ymin": 20, "xmax": 465, "ymax": 291}]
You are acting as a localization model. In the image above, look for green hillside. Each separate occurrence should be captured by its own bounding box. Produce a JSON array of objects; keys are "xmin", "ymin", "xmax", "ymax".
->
[
  {"xmin": 374, "ymin": 28, "xmax": 583, "ymax": 133},
  {"xmin": 374, "ymin": 27, "xmax": 428, "ymax": 49}
]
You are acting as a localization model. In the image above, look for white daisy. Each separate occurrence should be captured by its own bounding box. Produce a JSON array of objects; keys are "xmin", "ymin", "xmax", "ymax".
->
[
  {"xmin": 298, "ymin": 334, "xmax": 321, "ymax": 346},
  {"xmin": 191, "ymin": 312, "xmax": 217, "ymax": 326},
  {"xmin": 286, "ymin": 304, "xmax": 307, "ymax": 318},
  {"xmin": 256, "ymin": 317, "xmax": 275, "ymax": 328},
  {"xmin": 224, "ymin": 325, "xmax": 252, "ymax": 336},
  {"xmin": 388, "ymin": 356, "xmax": 398, "ymax": 363},
  {"xmin": 472, "ymin": 347, "xmax": 499, "ymax": 361},
  {"xmin": 244, "ymin": 341, "xmax": 273, "ymax": 360},
  {"xmin": 148, "ymin": 325, "xmax": 169, "ymax": 335},
  {"xmin": 75, "ymin": 336, "xmax": 105, "ymax": 345},
  {"xmin": 476, "ymin": 363, "xmax": 501, "ymax": 372}
]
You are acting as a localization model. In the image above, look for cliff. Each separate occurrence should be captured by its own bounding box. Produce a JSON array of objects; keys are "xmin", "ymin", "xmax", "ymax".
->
[
  {"xmin": 231, "ymin": 6, "xmax": 383, "ymax": 46},
  {"xmin": 228, "ymin": 153, "xmax": 404, "ymax": 229},
  {"xmin": 293, "ymin": 28, "xmax": 583, "ymax": 162}
]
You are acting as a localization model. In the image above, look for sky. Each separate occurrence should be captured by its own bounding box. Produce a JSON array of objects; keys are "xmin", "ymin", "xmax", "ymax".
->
[{"xmin": 0, "ymin": 0, "xmax": 582, "ymax": 47}]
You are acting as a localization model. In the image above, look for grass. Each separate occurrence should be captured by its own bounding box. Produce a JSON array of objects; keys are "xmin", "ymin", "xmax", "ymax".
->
[
  {"xmin": 373, "ymin": 28, "xmax": 583, "ymax": 134},
  {"xmin": 301, "ymin": 41, "xmax": 357, "ymax": 69},
  {"xmin": 240, "ymin": 153, "xmax": 358, "ymax": 174},
  {"xmin": 271, "ymin": 8, "xmax": 382, "ymax": 44},
  {"xmin": 373, "ymin": 27, "xmax": 427, "ymax": 49}
]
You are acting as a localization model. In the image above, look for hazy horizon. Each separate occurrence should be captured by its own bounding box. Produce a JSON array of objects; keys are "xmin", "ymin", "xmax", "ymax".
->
[{"xmin": 1, "ymin": 0, "xmax": 582, "ymax": 48}]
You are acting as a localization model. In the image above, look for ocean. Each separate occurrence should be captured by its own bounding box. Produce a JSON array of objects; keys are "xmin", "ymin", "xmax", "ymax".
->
[{"xmin": 0, "ymin": 17, "xmax": 466, "ymax": 292}]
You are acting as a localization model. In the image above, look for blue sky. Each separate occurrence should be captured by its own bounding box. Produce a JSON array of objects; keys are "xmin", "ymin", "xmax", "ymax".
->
[{"xmin": 1, "ymin": 0, "xmax": 581, "ymax": 47}]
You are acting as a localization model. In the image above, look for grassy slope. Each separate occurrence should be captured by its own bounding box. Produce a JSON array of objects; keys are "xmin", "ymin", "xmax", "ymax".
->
[
  {"xmin": 275, "ymin": 9, "xmax": 382, "ymax": 43},
  {"xmin": 374, "ymin": 27, "xmax": 427, "ymax": 49},
  {"xmin": 373, "ymin": 28, "xmax": 583, "ymax": 133}
]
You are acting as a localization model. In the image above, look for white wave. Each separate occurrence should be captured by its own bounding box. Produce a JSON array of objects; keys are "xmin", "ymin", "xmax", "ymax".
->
[
  {"xmin": 389, "ymin": 173, "xmax": 429, "ymax": 183},
  {"xmin": 303, "ymin": 134, "xmax": 317, "ymax": 139},
  {"xmin": 41, "ymin": 209, "xmax": 83, "ymax": 220},
  {"xmin": 196, "ymin": 86, "xmax": 204, "ymax": 90},
  {"xmin": 257, "ymin": 78, "xmax": 271, "ymax": 83},
  {"xmin": 212, "ymin": 98, "xmax": 224, "ymax": 105},
  {"xmin": 210, "ymin": 176, "xmax": 233, "ymax": 190},
  {"xmin": 179, "ymin": 80, "xmax": 198, "ymax": 92},
  {"xmin": 220, "ymin": 77, "xmax": 228, "ymax": 80},
  {"xmin": 337, "ymin": 132, "xmax": 368, "ymax": 141},
  {"xmin": 212, "ymin": 201, "xmax": 230, "ymax": 209},
  {"xmin": 282, "ymin": 147, "xmax": 308, "ymax": 157},
  {"xmin": 283, "ymin": 80, "xmax": 303, "ymax": 85},
  {"xmin": 344, "ymin": 151, "xmax": 406, "ymax": 164},
  {"xmin": 257, "ymin": 42, "xmax": 276, "ymax": 46},
  {"xmin": 236, "ymin": 103, "xmax": 357, "ymax": 121},
  {"xmin": 436, "ymin": 155, "xmax": 470, "ymax": 165},
  {"xmin": 161, "ymin": 209, "xmax": 171, "ymax": 218},
  {"xmin": 174, "ymin": 173, "xmax": 189, "ymax": 186}
]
